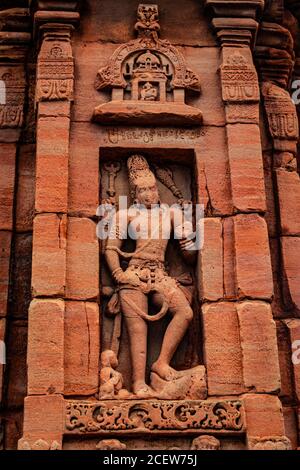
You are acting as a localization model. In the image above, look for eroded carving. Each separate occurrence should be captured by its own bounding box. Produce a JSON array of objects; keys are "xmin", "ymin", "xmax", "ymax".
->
[
  {"xmin": 65, "ymin": 400, "xmax": 244, "ymax": 434},
  {"xmin": 96, "ymin": 439, "xmax": 127, "ymax": 450},
  {"xmin": 248, "ymin": 436, "xmax": 292, "ymax": 450},
  {"xmin": 262, "ymin": 81, "xmax": 298, "ymax": 153},
  {"xmin": 18, "ymin": 439, "xmax": 61, "ymax": 450},
  {"xmin": 0, "ymin": 66, "xmax": 25, "ymax": 128},
  {"xmin": 99, "ymin": 350, "xmax": 131, "ymax": 399},
  {"xmin": 191, "ymin": 435, "xmax": 220, "ymax": 450}
]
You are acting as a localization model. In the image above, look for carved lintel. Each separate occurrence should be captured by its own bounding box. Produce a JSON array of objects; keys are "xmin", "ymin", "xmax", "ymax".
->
[
  {"xmin": 247, "ymin": 435, "xmax": 292, "ymax": 450},
  {"xmin": 65, "ymin": 399, "xmax": 245, "ymax": 435},
  {"xmin": 36, "ymin": 24, "xmax": 74, "ymax": 102}
]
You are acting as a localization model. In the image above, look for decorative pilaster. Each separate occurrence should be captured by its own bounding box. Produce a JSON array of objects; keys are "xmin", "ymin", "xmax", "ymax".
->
[
  {"xmin": 19, "ymin": 4, "xmax": 80, "ymax": 451},
  {"xmin": 204, "ymin": 0, "xmax": 283, "ymax": 449}
]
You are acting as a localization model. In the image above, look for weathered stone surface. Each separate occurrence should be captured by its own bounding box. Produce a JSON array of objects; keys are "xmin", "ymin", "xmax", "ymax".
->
[
  {"xmin": 66, "ymin": 218, "xmax": 99, "ymax": 300},
  {"xmin": 5, "ymin": 321, "xmax": 27, "ymax": 408},
  {"xmin": 276, "ymin": 169, "xmax": 300, "ymax": 235},
  {"xmin": 243, "ymin": 394, "xmax": 285, "ymax": 437},
  {"xmin": 276, "ymin": 321, "xmax": 295, "ymax": 403},
  {"xmin": 281, "ymin": 236, "xmax": 300, "ymax": 313},
  {"xmin": 284, "ymin": 319, "xmax": 300, "ymax": 402},
  {"xmin": 9, "ymin": 233, "xmax": 32, "ymax": 319},
  {"xmin": 27, "ymin": 299, "xmax": 64, "ymax": 395},
  {"xmin": 237, "ymin": 301, "xmax": 280, "ymax": 393},
  {"xmin": 283, "ymin": 406, "xmax": 298, "ymax": 450},
  {"xmin": 20, "ymin": 395, "xmax": 64, "ymax": 448},
  {"xmin": 32, "ymin": 214, "xmax": 67, "ymax": 297},
  {"xmin": 150, "ymin": 365, "xmax": 207, "ymax": 400},
  {"xmin": 0, "ymin": 143, "xmax": 16, "ymax": 230},
  {"xmin": 0, "ymin": 231, "xmax": 11, "ymax": 317},
  {"xmin": 202, "ymin": 302, "xmax": 244, "ymax": 395},
  {"xmin": 0, "ymin": 318, "xmax": 5, "ymax": 404},
  {"xmin": 195, "ymin": 127, "xmax": 233, "ymax": 216},
  {"xmin": 198, "ymin": 218, "xmax": 223, "ymax": 301},
  {"xmin": 226, "ymin": 124, "xmax": 266, "ymax": 213},
  {"xmin": 233, "ymin": 214, "xmax": 273, "ymax": 299},
  {"xmin": 15, "ymin": 144, "xmax": 35, "ymax": 233},
  {"xmin": 223, "ymin": 217, "xmax": 236, "ymax": 299},
  {"xmin": 35, "ymin": 117, "xmax": 70, "ymax": 213},
  {"xmin": 64, "ymin": 301, "xmax": 100, "ymax": 396},
  {"xmin": 4, "ymin": 410, "xmax": 23, "ymax": 451}
]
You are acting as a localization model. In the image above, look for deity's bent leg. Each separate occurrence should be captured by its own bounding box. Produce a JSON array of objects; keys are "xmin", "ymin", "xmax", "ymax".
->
[
  {"xmin": 151, "ymin": 287, "xmax": 193, "ymax": 381},
  {"xmin": 119, "ymin": 288, "xmax": 153, "ymax": 397}
]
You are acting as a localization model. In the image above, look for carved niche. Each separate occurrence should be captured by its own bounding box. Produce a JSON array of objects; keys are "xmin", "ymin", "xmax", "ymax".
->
[{"xmin": 93, "ymin": 4, "xmax": 202, "ymax": 126}]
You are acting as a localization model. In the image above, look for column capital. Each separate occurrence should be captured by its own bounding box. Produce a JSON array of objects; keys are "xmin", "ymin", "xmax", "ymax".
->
[{"xmin": 205, "ymin": 0, "xmax": 265, "ymax": 19}]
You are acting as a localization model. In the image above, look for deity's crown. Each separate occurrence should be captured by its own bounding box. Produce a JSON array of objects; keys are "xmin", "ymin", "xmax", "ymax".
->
[{"xmin": 127, "ymin": 154, "xmax": 156, "ymax": 199}]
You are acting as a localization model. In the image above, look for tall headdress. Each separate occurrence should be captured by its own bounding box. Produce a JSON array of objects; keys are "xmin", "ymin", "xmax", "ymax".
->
[{"xmin": 127, "ymin": 155, "xmax": 156, "ymax": 201}]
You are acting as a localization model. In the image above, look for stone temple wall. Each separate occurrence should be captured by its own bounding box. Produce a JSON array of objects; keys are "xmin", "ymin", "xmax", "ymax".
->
[{"xmin": 0, "ymin": 0, "xmax": 299, "ymax": 450}]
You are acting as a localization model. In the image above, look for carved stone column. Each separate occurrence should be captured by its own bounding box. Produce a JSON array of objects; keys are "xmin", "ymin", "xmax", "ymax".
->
[
  {"xmin": 0, "ymin": 6, "xmax": 30, "ymax": 407},
  {"xmin": 18, "ymin": 5, "xmax": 80, "ymax": 451},
  {"xmin": 204, "ymin": 0, "xmax": 285, "ymax": 448}
]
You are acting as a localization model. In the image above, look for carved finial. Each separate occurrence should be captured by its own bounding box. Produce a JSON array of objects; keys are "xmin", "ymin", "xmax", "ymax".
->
[{"xmin": 135, "ymin": 4, "xmax": 160, "ymax": 38}]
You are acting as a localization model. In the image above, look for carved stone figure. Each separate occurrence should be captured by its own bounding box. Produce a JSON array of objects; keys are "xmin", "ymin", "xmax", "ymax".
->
[
  {"xmin": 191, "ymin": 435, "xmax": 221, "ymax": 450},
  {"xmin": 96, "ymin": 439, "xmax": 126, "ymax": 450},
  {"xmin": 104, "ymin": 155, "xmax": 197, "ymax": 398},
  {"xmin": 99, "ymin": 350, "xmax": 131, "ymax": 399}
]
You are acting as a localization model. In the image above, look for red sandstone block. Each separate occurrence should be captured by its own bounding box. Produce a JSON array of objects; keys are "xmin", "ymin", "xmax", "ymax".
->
[
  {"xmin": 0, "ymin": 318, "xmax": 6, "ymax": 404},
  {"xmin": 223, "ymin": 217, "xmax": 236, "ymax": 299},
  {"xmin": 32, "ymin": 213, "xmax": 67, "ymax": 297},
  {"xmin": 243, "ymin": 394, "xmax": 285, "ymax": 437},
  {"xmin": 66, "ymin": 218, "xmax": 99, "ymax": 300},
  {"xmin": 198, "ymin": 218, "xmax": 223, "ymax": 301},
  {"xmin": 226, "ymin": 124, "xmax": 266, "ymax": 213},
  {"xmin": 202, "ymin": 302, "xmax": 244, "ymax": 395},
  {"xmin": 36, "ymin": 117, "xmax": 70, "ymax": 213},
  {"xmin": 233, "ymin": 214, "xmax": 273, "ymax": 299},
  {"xmin": 64, "ymin": 301, "xmax": 100, "ymax": 396},
  {"xmin": 15, "ymin": 144, "xmax": 35, "ymax": 233},
  {"xmin": 0, "ymin": 143, "xmax": 16, "ymax": 230},
  {"xmin": 195, "ymin": 127, "xmax": 233, "ymax": 216},
  {"xmin": 19, "ymin": 395, "xmax": 64, "ymax": 449},
  {"xmin": 237, "ymin": 301, "xmax": 280, "ymax": 393},
  {"xmin": 27, "ymin": 299, "xmax": 64, "ymax": 395},
  {"xmin": 281, "ymin": 237, "xmax": 300, "ymax": 314},
  {"xmin": 0, "ymin": 231, "xmax": 12, "ymax": 317},
  {"xmin": 276, "ymin": 169, "xmax": 300, "ymax": 236},
  {"xmin": 284, "ymin": 319, "xmax": 300, "ymax": 402}
]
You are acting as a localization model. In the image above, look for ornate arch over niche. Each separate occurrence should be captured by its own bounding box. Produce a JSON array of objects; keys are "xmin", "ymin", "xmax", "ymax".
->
[{"xmin": 92, "ymin": 4, "xmax": 203, "ymax": 126}]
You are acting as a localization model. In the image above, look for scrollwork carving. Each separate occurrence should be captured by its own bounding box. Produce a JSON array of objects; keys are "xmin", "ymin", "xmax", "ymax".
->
[{"xmin": 65, "ymin": 399, "xmax": 244, "ymax": 434}]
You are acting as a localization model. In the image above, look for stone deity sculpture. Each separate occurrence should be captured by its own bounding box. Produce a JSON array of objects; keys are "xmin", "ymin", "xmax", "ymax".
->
[{"xmin": 105, "ymin": 155, "xmax": 197, "ymax": 398}]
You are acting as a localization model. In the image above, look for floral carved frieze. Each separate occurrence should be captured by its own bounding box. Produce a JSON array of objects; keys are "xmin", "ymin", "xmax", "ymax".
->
[
  {"xmin": 36, "ymin": 26, "xmax": 74, "ymax": 102},
  {"xmin": 65, "ymin": 399, "xmax": 244, "ymax": 435}
]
